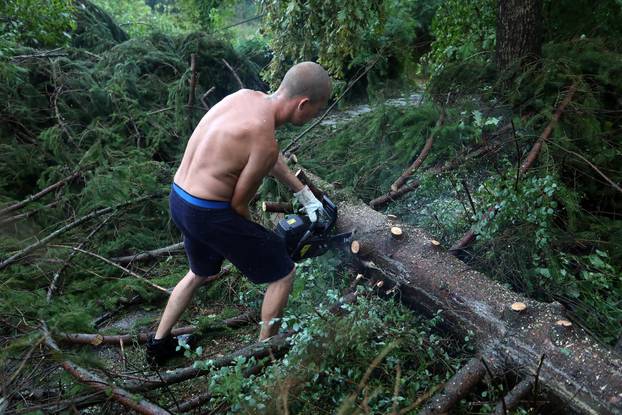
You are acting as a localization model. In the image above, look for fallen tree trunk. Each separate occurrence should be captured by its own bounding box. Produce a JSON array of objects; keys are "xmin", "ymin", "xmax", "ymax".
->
[
  {"xmin": 304, "ymin": 170, "xmax": 622, "ymax": 415},
  {"xmin": 57, "ymin": 311, "xmax": 256, "ymax": 346}
]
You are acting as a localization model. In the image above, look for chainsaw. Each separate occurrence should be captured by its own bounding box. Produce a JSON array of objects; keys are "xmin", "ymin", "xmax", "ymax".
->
[{"xmin": 274, "ymin": 194, "xmax": 352, "ymax": 262}]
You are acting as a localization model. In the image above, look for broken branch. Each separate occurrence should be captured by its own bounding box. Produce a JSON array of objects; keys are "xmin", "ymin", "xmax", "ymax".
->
[
  {"xmin": 418, "ymin": 357, "xmax": 487, "ymax": 415},
  {"xmin": 110, "ymin": 242, "xmax": 184, "ymax": 265},
  {"xmin": 0, "ymin": 171, "xmax": 79, "ymax": 216},
  {"xmin": 369, "ymin": 180, "xmax": 421, "ymax": 210},
  {"xmin": 221, "ymin": 59, "xmax": 244, "ymax": 89},
  {"xmin": 42, "ymin": 324, "xmax": 171, "ymax": 415},
  {"xmin": 58, "ymin": 311, "xmax": 257, "ymax": 346},
  {"xmin": 390, "ymin": 111, "xmax": 446, "ymax": 191},
  {"xmin": 0, "ymin": 194, "xmax": 157, "ymax": 271},
  {"xmin": 51, "ymin": 245, "xmax": 168, "ymax": 293}
]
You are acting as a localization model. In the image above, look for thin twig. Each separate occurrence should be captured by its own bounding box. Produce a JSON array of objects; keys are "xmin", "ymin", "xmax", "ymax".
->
[
  {"xmin": 221, "ymin": 59, "xmax": 244, "ymax": 89},
  {"xmin": 50, "ymin": 245, "xmax": 169, "ymax": 293},
  {"xmin": 0, "ymin": 171, "xmax": 79, "ymax": 216},
  {"xmin": 283, "ymin": 55, "xmax": 382, "ymax": 155},
  {"xmin": 47, "ymin": 213, "xmax": 115, "ymax": 303},
  {"xmin": 0, "ymin": 194, "xmax": 157, "ymax": 271},
  {"xmin": 461, "ymin": 179, "xmax": 477, "ymax": 217},
  {"xmin": 547, "ymin": 140, "xmax": 622, "ymax": 195}
]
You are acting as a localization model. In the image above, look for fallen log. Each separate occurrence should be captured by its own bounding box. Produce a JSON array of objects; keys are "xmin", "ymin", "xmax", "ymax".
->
[
  {"xmin": 42, "ymin": 324, "xmax": 171, "ymax": 415},
  {"xmin": 304, "ymin": 169, "xmax": 622, "ymax": 415},
  {"xmin": 58, "ymin": 311, "xmax": 257, "ymax": 346},
  {"xmin": 110, "ymin": 242, "xmax": 185, "ymax": 265}
]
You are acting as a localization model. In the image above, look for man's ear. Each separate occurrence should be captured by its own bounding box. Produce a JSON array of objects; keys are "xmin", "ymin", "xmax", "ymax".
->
[{"xmin": 297, "ymin": 97, "xmax": 310, "ymax": 111}]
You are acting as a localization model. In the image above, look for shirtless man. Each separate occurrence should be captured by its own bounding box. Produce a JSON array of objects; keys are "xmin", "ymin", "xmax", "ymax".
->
[{"xmin": 146, "ymin": 62, "xmax": 331, "ymax": 364}]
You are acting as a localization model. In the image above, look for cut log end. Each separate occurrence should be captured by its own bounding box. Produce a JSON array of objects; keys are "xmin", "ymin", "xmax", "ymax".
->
[
  {"xmin": 375, "ymin": 280, "xmax": 384, "ymax": 288},
  {"xmin": 286, "ymin": 153, "xmax": 298, "ymax": 165},
  {"xmin": 390, "ymin": 226, "xmax": 403, "ymax": 238},
  {"xmin": 555, "ymin": 319, "xmax": 572, "ymax": 327},
  {"xmin": 431, "ymin": 239, "xmax": 441, "ymax": 248},
  {"xmin": 510, "ymin": 302, "xmax": 527, "ymax": 312},
  {"xmin": 351, "ymin": 240, "xmax": 360, "ymax": 254}
]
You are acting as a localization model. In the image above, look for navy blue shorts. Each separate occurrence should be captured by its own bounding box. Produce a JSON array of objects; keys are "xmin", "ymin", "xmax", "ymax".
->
[{"xmin": 169, "ymin": 183, "xmax": 294, "ymax": 284}]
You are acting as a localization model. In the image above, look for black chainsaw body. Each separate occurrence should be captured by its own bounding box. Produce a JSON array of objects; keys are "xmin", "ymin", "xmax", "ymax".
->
[{"xmin": 274, "ymin": 195, "xmax": 350, "ymax": 262}]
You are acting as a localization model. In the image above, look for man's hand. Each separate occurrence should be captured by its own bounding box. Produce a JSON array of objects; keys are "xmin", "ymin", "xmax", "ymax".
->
[{"xmin": 294, "ymin": 185, "xmax": 326, "ymax": 222}]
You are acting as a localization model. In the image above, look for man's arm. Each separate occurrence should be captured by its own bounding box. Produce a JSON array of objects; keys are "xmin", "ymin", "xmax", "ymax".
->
[
  {"xmin": 269, "ymin": 153, "xmax": 305, "ymax": 192},
  {"xmin": 231, "ymin": 147, "xmax": 278, "ymax": 220},
  {"xmin": 270, "ymin": 153, "xmax": 327, "ymax": 223}
]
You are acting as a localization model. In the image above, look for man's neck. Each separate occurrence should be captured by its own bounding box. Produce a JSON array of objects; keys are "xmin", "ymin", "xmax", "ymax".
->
[{"xmin": 268, "ymin": 92, "xmax": 292, "ymax": 128}]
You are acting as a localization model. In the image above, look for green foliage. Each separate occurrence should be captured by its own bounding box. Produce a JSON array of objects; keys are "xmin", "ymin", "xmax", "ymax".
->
[
  {"xmin": 92, "ymin": 0, "xmax": 199, "ymax": 37},
  {"xmin": 474, "ymin": 172, "xmax": 562, "ymax": 249},
  {"xmin": 0, "ymin": 0, "xmax": 76, "ymax": 48},
  {"xmin": 425, "ymin": 0, "xmax": 496, "ymax": 69},
  {"xmin": 192, "ymin": 287, "xmax": 463, "ymax": 414},
  {"xmin": 260, "ymin": 0, "xmax": 384, "ymax": 84}
]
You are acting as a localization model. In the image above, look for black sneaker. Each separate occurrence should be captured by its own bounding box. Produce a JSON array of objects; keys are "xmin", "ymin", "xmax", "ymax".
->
[{"xmin": 146, "ymin": 334, "xmax": 194, "ymax": 366}]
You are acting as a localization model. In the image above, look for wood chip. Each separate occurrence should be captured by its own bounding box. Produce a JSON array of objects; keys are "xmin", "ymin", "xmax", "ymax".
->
[
  {"xmin": 431, "ymin": 239, "xmax": 441, "ymax": 247},
  {"xmin": 355, "ymin": 273, "xmax": 364, "ymax": 281},
  {"xmin": 376, "ymin": 280, "xmax": 384, "ymax": 288},
  {"xmin": 555, "ymin": 319, "xmax": 572, "ymax": 327},
  {"xmin": 387, "ymin": 214, "xmax": 398, "ymax": 220},
  {"xmin": 511, "ymin": 302, "xmax": 527, "ymax": 312}
]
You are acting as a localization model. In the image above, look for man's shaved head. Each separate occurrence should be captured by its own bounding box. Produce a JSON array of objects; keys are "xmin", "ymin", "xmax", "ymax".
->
[{"xmin": 278, "ymin": 62, "xmax": 331, "ymax": 103}]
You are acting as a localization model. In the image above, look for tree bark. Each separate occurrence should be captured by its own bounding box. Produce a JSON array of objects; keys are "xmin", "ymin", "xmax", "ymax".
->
[
  {"xmin": 494, "ymin": 378, "xmax": 533, "ymax": 415},
  {"xmin": 304, "ymin": 170, "xmax": 622, "ymax": 415},
  {"xmin": 496, "ymin": 0, "xmax": 542, "ymax": 73},
  {"xmin": 418, "ymin": 358, "xmax": 487, "ymax": 415}
]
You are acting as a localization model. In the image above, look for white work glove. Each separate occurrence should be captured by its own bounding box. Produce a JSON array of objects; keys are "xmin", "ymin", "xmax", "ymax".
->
[{"xmin": 293, "ymin": 185, "xmax": 326, "ymax": 223}]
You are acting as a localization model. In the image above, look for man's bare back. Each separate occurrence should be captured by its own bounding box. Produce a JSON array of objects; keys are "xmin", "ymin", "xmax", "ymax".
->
[{"xmin": 174, "ymin": 89, "xmax": 279, "ymax": 217}]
